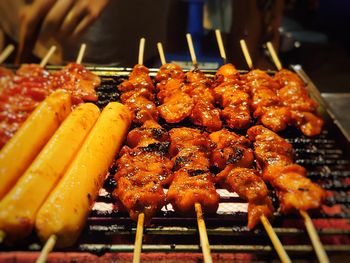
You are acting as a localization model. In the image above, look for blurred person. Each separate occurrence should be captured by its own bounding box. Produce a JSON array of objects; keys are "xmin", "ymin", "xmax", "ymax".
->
[
  {"xmin": 0, "ymin": 0, "xmax": 171, "ymax": 65},
  {"xmin": 0, "ymin": 0, "xmax": 283, "ymax": 67}
]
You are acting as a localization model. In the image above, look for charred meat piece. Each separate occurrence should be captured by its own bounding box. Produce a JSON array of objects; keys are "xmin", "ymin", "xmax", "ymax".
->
[
  {"xmin": 158, "ymin": 92, "xmax": 194, "ymax": 123},
  {"xmin": 209, "ymin": 129, "xmax": 254, "ymax": 170},
  {"xmin": 127, "ymin": 120, "xmax": 169, "ymax": 148},
  {"xmin": 167, "ymin": 169, "xmax": 219, "ymax": 215},
  {"xmin": 125, "ymin": 96, "xmax": 158, "ymax": 124},
  {"xmin": 222, "ymin": 167, "xmax": 274, "ymax": 229},
  {"xmin": 248, "ymin": 125, "xmax": 326, "ymax": 214},
  {"xmin": 189, "ymin": 101, "xmax": 222, "ymax": 132},
  {"xmin": 168, "ymin": 127, "xmax": 213, "ymax": 156}
]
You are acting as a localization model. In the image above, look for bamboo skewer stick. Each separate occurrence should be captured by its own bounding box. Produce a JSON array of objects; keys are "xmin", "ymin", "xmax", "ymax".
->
[
  {"xmin": 183, "ymin": 35, "xmax": 213, "ymax": 263},
  {"xmin": 0, "ymin": 44, "xmax": 15, "ymax": 64},
  {"xmin": 260, "ymin": 215, "xmax": 291, "ymax": 263},
  {"xmin": 239, "ymin": 40, "xmax": 253, "ymax": 70},
  {"xmin": 300, "ymin": 210, "xmax": 329, "ymax": 263},
  {"xmin": 266, "ymin": 42, "xmax": 282, "ymax": 71},
  {"xmin": 195, "ymin": 202, "xmax": 213, "ymax": 263},
  {"xmin": 186, "ymin": 33, "xmax": 198, "ymax": 67},
  {"xmin": 157, "ymin": 42, "xmax": 166, "ymax": 66},
  {"xmin": 132, "ymin": 37, "xmax": 148, "ymax": 263},
  {"xmin": 133, "ymin": 213, "xmax": 145, "ymax": 263},
  {"xmin": 76, "ymin": 43, "xmax": 86, "ymax": 64},
  {"xmin": 39, "ymin": 46, "xmax": 57, "ymax": 67},
  {"xmin": 138, "ymin": 38, "xmax": 145, "ymax": 65},
  {"xmin": 239, "ymin": 39, "xmax": 292, "ymax": 263},
  {"xmin": 214, "ymin": 29, "xmax": 227, "ymax": 64},
  {"xmin": 35, "ymin": 235, "xmax": 57, "ymax": 263},
  {"xmin": 266, "ymin": 43, "xmax": 329, "ymax": 263}
]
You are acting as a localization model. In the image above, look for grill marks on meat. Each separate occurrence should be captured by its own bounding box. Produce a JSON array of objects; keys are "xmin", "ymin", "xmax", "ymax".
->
[
  {"xmin": 241, "ymin": 68, "xmax": 323, "ymax": 136},
  {"xmin": 156, "ymin": 64, "xmax": 193, "ymax": 123},
  {"xmin": 248, "ymin": 125, "xmax": 326, "ymax": 214},
  {"xmin": 167, "ymin": 127, "xmax": 220, "ymax": 215},
  {"xmin": 213, "ymin": 64, "xmax": 251, "ymax": 130},
  {"xmin": 225, "ymin": 168, "xmax": 274, "ymax": 229},
  {"xmin": 156, "ymin": 64, "xmax": 222, "ymax": 131},
  {"xmin": 185, "ymin": 69, "xmax": 222, "ymax": 131},
  {"xmin": 118, "ymin": 64, "xmax": 158, "ymax": 124},
  {"xmin": 209, "ymin": 129, "xmax": 254, "ymax": 171},
  {"xmin": 0, "ymin": 63, "xmax": 100, "ymax": 148},
  {"xmin": 209, "ymin": 129, "xmax": 274, "ymax": 229},
  {"xmin": 243, "ymin": 69, "xmax": 292, "ymax": 132},
  {"xmin": 113, "ymin": 120, "xmax": 173, "ymax": 223},
  {"xmin": 274, "ymin": 69, "xmax": 323, "ymax": 136}
]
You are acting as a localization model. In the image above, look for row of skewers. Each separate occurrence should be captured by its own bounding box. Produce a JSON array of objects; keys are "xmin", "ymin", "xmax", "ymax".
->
[
  {"xmin": 0, "ymin": 32, "xmax": 329, "ymax": 263},
  {"xmin": 111, "ymin": 35, "xmax": 329, "ymax": 263}
]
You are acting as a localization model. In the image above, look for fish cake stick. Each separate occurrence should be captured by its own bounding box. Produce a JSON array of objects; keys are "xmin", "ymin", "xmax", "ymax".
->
[
  {"xmin": 36, "ymin": 102, "xmax": 131, "ymax": 248},
  {"xmin": 0, "ymin": 103, "xmax": 100, "ymax": 242},
  {"xmin": 0, "ymin": 90, "xmax": 71, "ymax": 199}
]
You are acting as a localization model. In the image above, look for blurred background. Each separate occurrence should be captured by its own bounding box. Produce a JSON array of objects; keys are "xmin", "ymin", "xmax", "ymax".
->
[{"xmin": 1, "ymin": 0, "xmax": 349, "ymax": 93}]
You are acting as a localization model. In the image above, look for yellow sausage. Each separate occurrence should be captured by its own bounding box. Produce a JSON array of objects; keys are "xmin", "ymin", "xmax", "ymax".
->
[
  {"xmin": 35, "ymin": 102, "xmax": 131, "ymax": 248},
  {"xmin": 0, "ymin": 103, "xmax": 100, "ymax": 242},
  {"xmin": 0, "ymin": 90, "xmax": 71, "ymax": 199}
]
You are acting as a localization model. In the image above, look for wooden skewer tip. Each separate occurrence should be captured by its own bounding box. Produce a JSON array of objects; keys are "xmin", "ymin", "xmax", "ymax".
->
[
  {"xmin": 157, "ymin": 42, "xmax": 166, "ymax": 66},
  {"xmin": 214, "ymin": 29, "xmax": 227, "ymax": 63},
  {"xmin": 239, "ymin": 39, "xmax": 253, "ymax": 70},
  {"xmin": 266, "ymin": 41, "xmax": 283, "ymax": 71},
  {"xmin": 40, "ymin": 45, "xmax": 57, "ymax": 67},
  {"xmin": 0, "ymin": 44, "xmax": 15, "ymax": 64},
  {"xmin": 35, "ymin": 234, "xmax": 57, "ymax": 263},
  {"xmin": 76, "ymin": 43, "xmax": 86, "ymax": 64},
  {"xmin": 300, "ymin": 211, "xmax": 329, "ymax": 263},
  {"xmin": 260, "ymin": 215, "xmax": 292, "ymax": 263},
  {"xmin": 138, "ymin": 38, "xmax": 146, "ymax": 66},
  {"xmin": 133, "ymin": 212, "xmax": 145, "ymax": 263},
  {"xmin": 186, "ymin": 33, "xmax": 198, "ymax": 67},
  {"xmin": 195, "ymin": 202, "xmax": 213, "ymax": 263}
]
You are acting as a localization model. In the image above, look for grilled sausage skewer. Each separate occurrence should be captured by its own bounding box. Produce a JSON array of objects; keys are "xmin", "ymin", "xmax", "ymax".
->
[
  {"xmin": 33, "ymin": 44, "xmax": 114, "ymax": 263},
  {"xmin": 265, "ymin": 42, "xmax": 329, "ymax": 263}
]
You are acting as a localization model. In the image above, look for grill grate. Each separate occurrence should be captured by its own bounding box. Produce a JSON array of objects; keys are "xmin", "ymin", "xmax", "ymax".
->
[{"xmin": 2, "ymin": 66, "xmax": 350, "ymax": 261}]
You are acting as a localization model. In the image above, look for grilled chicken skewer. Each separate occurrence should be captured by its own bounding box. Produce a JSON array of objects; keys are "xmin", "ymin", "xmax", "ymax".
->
[
  {"xmin": 209, "ymin": 129, "xmax": 274, "ymax": 229},
  {"xmin": 117, "ymin": 40, "xmax": 158, "ymax": 126},
  {"xmin": 116, "ymin": 38, "xmax": 168, "ymax": 263},
  {"xmin": 166, "ymin": 126, "xmax": 219, "ymax": 263},
  {"xmin": 240, "ymin": 39, "xmax": 328, "ymax": 263},
  {"xmin": 156, "ymin": 43, "xmax": 218, "ymax": 262},
  {"xmin": 214, "ymin": 31, "xmax": 291, "ymax": 262},
  {"xmin": 157, "ymin": 39, "xmax": 222, "ymax": 132},
  {"xmin": 248, "ymin": 125, "xmax": 328, "ymax": 263},
  {"xmin": 266, "ymin": 42, "xmax": 324, "ymax": 137},
  {"xmin": 212, "ymin": 63, "xmax": 252, "ymax": 130},
  {"xmin": 265, "ymin": 42, "xmax": 329, "ymax": 263}
]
